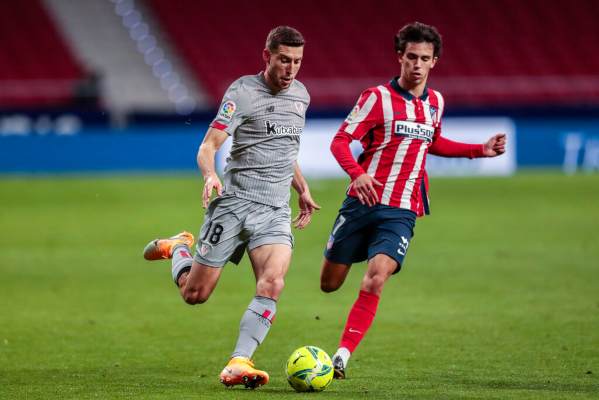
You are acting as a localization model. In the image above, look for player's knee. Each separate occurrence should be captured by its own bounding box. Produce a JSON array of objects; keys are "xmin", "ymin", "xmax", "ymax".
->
[
  {"xmin": 320, "ymin": 260, "xmax": 349, "ymax": 293},
  {"xmin": 361, "ymin": 274, "xmax": 386, "ymax": 295},
  {"xmin": 320, "ymin": 279, "xmax": 341, "ymax": 293},
  {"xmin": 257, "ymin": 276, "xmax": 285, "ymax": 298},
  {"xmin": 182, "ymin": 288, "xmax": 209, "ymax": 305}
]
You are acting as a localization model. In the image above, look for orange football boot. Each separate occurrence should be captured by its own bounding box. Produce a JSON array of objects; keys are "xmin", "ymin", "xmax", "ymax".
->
[
  {"xmin": 143, "ymin": 231, "xmax": 194, "ymax": 260},
  {"xmin": 219, "ymin": 357, "xmax": 269, "ymax": 389}
]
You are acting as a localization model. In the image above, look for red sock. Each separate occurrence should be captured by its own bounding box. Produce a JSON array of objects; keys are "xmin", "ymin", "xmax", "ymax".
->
[{"xmin": 339, "ymin": 290, "xmax": 380, "ymax": 353}]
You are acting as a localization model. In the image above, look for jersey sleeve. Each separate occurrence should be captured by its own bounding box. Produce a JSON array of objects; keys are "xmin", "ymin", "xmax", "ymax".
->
[
  {"xmin": 330, "ymin": 131, "xmax": 365, "ymax": 180},
  {"xmin": 338, "ymin": 88, "xmax": 380, "ymax": 140},
  {"xmin": 429, "ymin": 135, "xmax": 485, "ymax": 158},
  {"xmin": 433, "ymin": 121, "xmax": 442, "ymax": 142},
  {"xmin": 210, "ymin": 79, "xmax": 250, "ymax": 135},
  {"xmin": 430, "ymin": 89, "xmax": 445, "ymax": 142},
  {"xmin": 428, "ymin": 89, "xmax": 484, "ymax": 158}
]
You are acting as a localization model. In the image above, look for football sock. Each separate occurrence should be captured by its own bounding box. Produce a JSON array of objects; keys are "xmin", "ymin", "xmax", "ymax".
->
[
  {"xmin": 339, "ymin": 290, "xmax": 380, "ymax": 353},
  {"xmin": 171, "ymin": 244, "xmax": 193, "ymax": 285},
  {"xmin": 334, "ymin": 347, "xmax": 351, "ymax": 367},
  {"xmin": 231, "ymin": 296, "xmax": 277, "ymax": 359}
]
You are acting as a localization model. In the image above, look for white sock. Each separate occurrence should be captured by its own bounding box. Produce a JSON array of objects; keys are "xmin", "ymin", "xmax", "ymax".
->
[{"xmin": 334, "ymin": 347, "xmax": 351, "ymax": 367}]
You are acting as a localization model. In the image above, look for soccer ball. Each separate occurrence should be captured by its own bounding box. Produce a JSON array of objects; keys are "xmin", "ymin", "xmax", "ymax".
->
[{"xmin": 285, "ymin": 345, "xmax": 334, "ymax": 392}]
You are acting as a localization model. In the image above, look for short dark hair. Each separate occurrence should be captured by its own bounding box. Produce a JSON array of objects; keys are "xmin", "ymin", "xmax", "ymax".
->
[
  {"xmin": 395, "ymin": 22, "xmax": 442, "ymax": 58},
  {"xmin": 265, "ymin": 26, "xmax": 305, "ymax": 52}
]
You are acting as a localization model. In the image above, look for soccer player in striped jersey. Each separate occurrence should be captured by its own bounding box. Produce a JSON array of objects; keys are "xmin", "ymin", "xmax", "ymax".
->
[
  {"xmin": 142, "ymin": 26, "xmax": 319, "ymax": 389},
  {"xmin": 321, "ymin": 22, "xmax": 506, "ymax": 378}
]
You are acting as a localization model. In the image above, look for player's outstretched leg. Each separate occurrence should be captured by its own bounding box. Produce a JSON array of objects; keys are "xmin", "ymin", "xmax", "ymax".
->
[
  {"xmin": 331, "ymin": 290, "xmax": 380, "ymax": 380},
  {"xmin": 144, "ymin": 231, "xmax": 224, "ymax": 305},
  {"xmin": 331, "ymin": 254, "xmax": 396, "ymax": 379},
  {"xmin": 218, "ymin": 243, "xmax": 289, "ymax": 389},
  {"xmin": 143, "ymin": 231, "xmax": 195, "ymax": 286},
  {"xmin": 218, "ymin": 297, "xmax": 274, "ymax": 389},
  {"xmin": 143, "ymin": 231, "xmax": 194, "ymax": 260},
  {"xmin": 219, "ymin": 295, "xmax": 276, "ymax": 388}
]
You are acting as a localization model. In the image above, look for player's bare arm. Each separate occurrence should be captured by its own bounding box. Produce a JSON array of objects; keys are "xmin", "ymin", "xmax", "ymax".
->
[
  {"xmin": 291, "ymin": 162, "xmax": 320, "ymax": 229},
  {"xmin": 197, "ymin": 127, "xmax": 228, "ymax": 208}
]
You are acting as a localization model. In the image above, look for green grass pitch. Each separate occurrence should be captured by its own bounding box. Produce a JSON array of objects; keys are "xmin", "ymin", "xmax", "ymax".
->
[{"xmin": 1, "ymin": 172, "xmax": 598, "ymax": 399}]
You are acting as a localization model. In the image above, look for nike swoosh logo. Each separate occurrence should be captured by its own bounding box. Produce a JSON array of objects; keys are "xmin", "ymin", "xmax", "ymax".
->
[{"xmin": 348, "ymin": 328, "xmax": 362, "ymax": 334}]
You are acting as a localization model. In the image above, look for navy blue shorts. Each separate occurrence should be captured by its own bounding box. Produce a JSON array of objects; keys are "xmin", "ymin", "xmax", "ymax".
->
[{"xmin": 324, "ymin": 196, "xmax": 416, "ymax": 273}]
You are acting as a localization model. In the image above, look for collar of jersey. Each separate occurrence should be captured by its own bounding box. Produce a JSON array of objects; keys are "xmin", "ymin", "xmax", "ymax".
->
[
  {"xmin": 390, "ymin": 77, "xmax": 429, "ymax": 101},
  {"xmin": 257, "ymin": 71, "xmax": 291, "ymax": 95}
]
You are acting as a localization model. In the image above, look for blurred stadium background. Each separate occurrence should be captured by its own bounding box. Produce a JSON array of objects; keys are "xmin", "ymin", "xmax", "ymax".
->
[
  {"xmin": 1, "ymin": 0, "xmax": 598, "ymax": 174},
  {"xmin": 1, "ymin": 1, "xmax": 598, "ymax": 399}
]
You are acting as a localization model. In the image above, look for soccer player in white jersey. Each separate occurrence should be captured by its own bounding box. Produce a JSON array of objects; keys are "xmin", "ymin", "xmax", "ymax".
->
[
  {"xmin": 321, "ymin": 22, "xmax": 507, "ymax": 378},
  {"xmin": 142, "ymin": 26, "xmax": 319, "ymax": 389}
]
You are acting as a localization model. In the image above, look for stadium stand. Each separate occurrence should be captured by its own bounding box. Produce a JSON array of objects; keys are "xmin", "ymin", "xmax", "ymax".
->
[
  {"xmin": 0, "ymin": 0, "xmax": 83, "ymax": 107},
  {"xmin": 148, "ymin": 0, "xmax": 599, "ymax": 109},
  {"xmin": 2, "ymin": 0, "xmax": 597, "ymax": 111},
  {"xmin": 44, "ymin": 0, "xmax": 207, "ymax": 114}
]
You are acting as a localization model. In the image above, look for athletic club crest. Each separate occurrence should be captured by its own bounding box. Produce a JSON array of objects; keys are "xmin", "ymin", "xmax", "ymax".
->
[{"xmin": 199, "ymin": 243, "xmax": 209, "ymax": 256}]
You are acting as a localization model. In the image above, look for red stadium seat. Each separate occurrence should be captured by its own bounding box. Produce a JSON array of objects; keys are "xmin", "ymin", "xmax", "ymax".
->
[
  {"xmin": 0, "ymin": 0, "xmax": 84, "ymax": 107},
  {"xmin": 148, "ymin": 0, "xmax": 599, "ymax": 108}
]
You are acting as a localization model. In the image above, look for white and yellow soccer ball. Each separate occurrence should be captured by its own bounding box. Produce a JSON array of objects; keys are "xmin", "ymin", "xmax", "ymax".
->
[{"xmin": 285, "ymin": 345, "xmax": 334, "ymax": 392}]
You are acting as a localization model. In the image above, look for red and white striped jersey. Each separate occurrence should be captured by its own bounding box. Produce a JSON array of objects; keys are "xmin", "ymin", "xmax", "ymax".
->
[{"xmin": 335, "ymin": 79, "xmax": 447, "ymax": 216}]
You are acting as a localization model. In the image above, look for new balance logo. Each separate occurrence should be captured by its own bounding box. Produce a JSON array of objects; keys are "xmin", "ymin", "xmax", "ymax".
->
[{"xmin": 265, "ymin": 120, "xmax": 302, "ymax": 136}]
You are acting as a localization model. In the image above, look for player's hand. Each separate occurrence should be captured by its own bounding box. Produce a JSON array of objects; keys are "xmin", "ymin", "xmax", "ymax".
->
[
  {"xmin": 293, "ymin": 190, "xmax": 321, "ymax": 229},
  {"xmin": 483, "ymin": 133, "xmax": 507, "ymax": 157},
  {"xmin": 351, "ymin": 173, "xmax": 383, "ymax": 207},
  {"xmin": 202, "ymin": 174, "xmax": 223, "ymax": 208}
]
